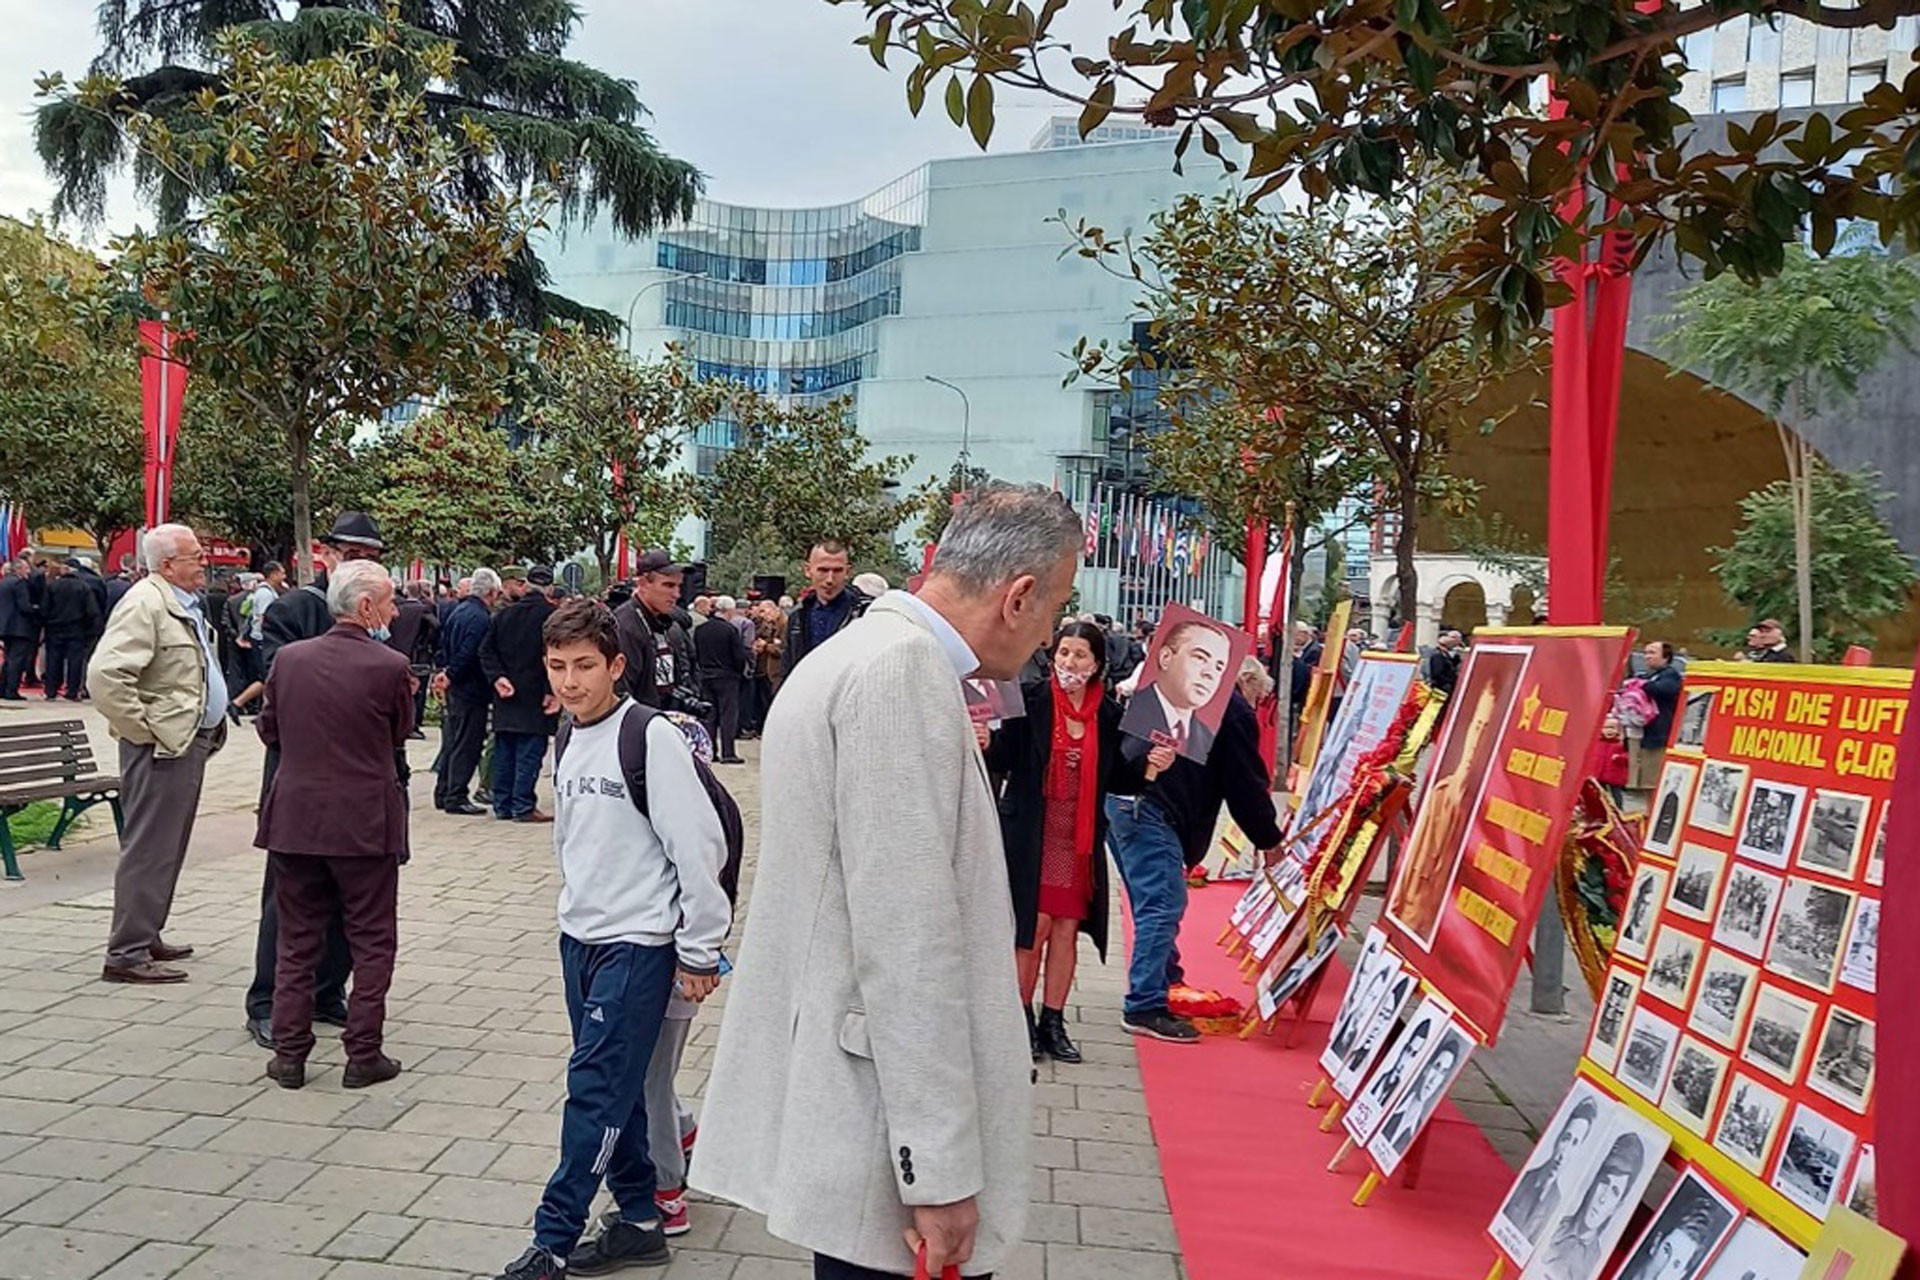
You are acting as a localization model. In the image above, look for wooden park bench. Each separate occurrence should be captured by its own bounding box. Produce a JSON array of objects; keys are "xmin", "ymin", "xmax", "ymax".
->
[{"xmin": 0, "ymin": 718, "xmax": 122, "ymax": 882}]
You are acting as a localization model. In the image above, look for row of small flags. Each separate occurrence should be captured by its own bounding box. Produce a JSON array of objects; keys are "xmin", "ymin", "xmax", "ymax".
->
[
  {"xmin": 0, "ymin": 506, "xmax": 27, "ymax": 563},
  {"xmin": 1080, "ymin": 490, "xmax": 1210, "ymax": 576}
]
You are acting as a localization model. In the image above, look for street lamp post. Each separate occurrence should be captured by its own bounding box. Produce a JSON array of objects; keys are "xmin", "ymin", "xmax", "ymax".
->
[
  {"xmin": 624, "ymin": 271, "xmax": 699, "ymax": 353},
  {"xmin": 924, "ymin": 375, "xmax": 972, "ymax": 468}
]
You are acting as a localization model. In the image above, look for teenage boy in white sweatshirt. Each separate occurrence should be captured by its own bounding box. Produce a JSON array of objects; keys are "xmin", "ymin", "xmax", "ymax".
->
[{"xmin": 493, "ymin": 599, "xmax": 730, "ymax": 1280}]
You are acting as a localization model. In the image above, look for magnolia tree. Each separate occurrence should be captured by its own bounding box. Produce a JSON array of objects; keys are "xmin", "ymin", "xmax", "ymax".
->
[
  {"xmin": 831, "ymin": 0, "xmax": 1920, "ymax": 344},
  {"xmin": 43, "ymin": 18, "xmax": 542, "ymax": 582}
]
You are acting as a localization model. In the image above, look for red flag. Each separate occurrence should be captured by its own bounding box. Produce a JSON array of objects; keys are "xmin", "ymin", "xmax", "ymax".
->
[{"xmin": 139, "ymin": 321, "xmax": 188, "ymax": 528}]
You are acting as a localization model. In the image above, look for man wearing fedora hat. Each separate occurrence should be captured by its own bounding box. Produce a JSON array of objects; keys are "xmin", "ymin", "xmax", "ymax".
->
[{"xmin": 243, "ymin": 511, "xmax": 391, "ymax": 1049}]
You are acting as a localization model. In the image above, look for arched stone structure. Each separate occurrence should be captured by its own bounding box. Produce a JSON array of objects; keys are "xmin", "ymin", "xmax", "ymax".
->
[{"xmin": 1370, "ymin": 552, "xmax": 1548, "ymax": 647}]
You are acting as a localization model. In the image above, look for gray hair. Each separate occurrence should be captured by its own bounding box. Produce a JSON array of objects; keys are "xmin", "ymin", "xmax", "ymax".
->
[
  {"xmin": 470, "ymin": 567, "xmax": 501, "ymax": 596},
  {"xmin": 715, "ymin": 594, "xmax": 737, "ymax": 613},
  {"xmin": 1237, "ymin": 655, "xmax": 1276, "ymax": 702},
  {"xmin": 141, "ymin": 524, "xmax": 197, "ymax": 572},
  {"xmin": 929, "ymin": 484, "xmax": 1082, "ymax": 592},
  {"xmin": 328, "ymin": 560, "xmax": 392, "ymax": 620}
]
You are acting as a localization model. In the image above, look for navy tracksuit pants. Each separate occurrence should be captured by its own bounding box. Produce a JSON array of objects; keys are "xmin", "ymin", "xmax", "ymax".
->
[{"xmin": 532, "ymin": 935, "xmax": 677, "ymax": 1256}]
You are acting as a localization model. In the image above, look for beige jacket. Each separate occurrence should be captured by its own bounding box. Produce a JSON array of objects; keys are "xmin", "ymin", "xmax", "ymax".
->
[
  {"xmin": 86, "ymin": 576, "xmax": 216, "ymax": 759},
  {"xmin": 691, "ymin": 596, "xmax": 1032, "ymax": 1274}
]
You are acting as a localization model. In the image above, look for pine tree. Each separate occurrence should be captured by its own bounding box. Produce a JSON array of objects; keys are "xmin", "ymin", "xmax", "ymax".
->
[{"xmin": 37, "ymin": 0, "xmax": 699, "ymax": 332}]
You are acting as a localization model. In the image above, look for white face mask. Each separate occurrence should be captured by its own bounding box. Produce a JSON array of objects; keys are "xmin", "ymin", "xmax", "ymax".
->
[{"xmin": 1054, "ymin": 665, "xmax": 1092, "ymax": 692}]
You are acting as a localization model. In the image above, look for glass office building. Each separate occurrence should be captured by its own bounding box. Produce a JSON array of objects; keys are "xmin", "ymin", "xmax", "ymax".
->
[{"xmin": 545, "ymin": 128, "xmax": 1237, "ymax": 498}]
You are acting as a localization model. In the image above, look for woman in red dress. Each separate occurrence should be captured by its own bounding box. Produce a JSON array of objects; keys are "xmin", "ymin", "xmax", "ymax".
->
[{"xmin": 986, "ymin": 622, "xmax": 1163, "ymax": 1062}]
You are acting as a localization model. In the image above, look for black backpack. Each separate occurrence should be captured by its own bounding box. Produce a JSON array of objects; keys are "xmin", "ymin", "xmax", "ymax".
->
[{"xmin": 554, "ymin": 703, "xmax": 746, "ymax": 907}]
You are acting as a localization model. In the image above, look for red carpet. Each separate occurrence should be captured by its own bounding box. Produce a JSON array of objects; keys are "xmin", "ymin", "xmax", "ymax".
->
[{"xmin": 1129, "ymin": 883, "xmax": 1517, "ymax": 1280}]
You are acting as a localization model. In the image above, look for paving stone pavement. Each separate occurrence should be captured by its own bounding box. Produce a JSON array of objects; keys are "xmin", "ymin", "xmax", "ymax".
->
[{"xmin": 0, "ymin": 703, "xmax": 1187, "ymax": 1280}]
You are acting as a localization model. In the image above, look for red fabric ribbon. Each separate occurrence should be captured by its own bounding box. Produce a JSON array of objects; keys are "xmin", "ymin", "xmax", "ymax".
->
[{"xmin": 1047, "ymin": 677, "xmax": 1103, "ymax": 865}]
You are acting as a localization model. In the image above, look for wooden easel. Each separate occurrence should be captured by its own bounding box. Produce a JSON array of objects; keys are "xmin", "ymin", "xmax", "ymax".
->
[{"xmin": 1322, "ymin": 1125, "xmax": 1436, "ymax": 1206}]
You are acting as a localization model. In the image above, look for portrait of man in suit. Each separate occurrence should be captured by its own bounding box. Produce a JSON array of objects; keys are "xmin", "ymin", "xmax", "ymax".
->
[{"xmin": 1120, "ymin": 609, "xmax": 1244, "ymax": 764}]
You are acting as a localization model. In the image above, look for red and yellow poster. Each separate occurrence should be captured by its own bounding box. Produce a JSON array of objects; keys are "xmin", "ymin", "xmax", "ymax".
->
[{"xmin": 1383, "ymin": 628, "xmax": 1633, "ymax": 1044}]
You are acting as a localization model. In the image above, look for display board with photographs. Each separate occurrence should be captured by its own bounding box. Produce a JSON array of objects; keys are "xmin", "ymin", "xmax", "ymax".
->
[{"xmin": 1564, "ymin": 662, "xmax": 1901, "ymax": 1254}]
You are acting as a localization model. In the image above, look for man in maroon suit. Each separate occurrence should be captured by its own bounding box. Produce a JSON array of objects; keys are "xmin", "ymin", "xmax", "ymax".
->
[{"xmin": 256, "ymin": 559, "xmax": 414, "ymax": 1091}]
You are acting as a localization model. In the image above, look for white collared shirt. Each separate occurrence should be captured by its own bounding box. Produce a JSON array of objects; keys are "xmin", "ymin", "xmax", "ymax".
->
[
  {"xmin": 886, "ymin": 590, "xmax": 978, "ymax": 679},
  {"xmin": 169, "ymin": 583, "xmax": 230, "ymax": 728},
  {"xmin": 1150, "ymin": 686, "xmax": 1194, "ymax": 738}
]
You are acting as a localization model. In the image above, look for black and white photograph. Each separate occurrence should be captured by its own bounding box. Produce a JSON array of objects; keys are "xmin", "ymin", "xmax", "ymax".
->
[
  {"xmin": 1620, "ymin": 1006, "xmax": 1683, "ymax": 1103},
  {"xmin": 1645, "ymin": 759, "xmax": 1700, "ymax": 857},
  {"xmin": 1330, "ymin": 968, "xmax": 1419, "ymax": 1100},
  {"xmin": 1668, "ymin": 843, "xmax": 1728, "ymax": 923},
  {"xmin": 1799, "ymin": 790, "xmax": 1869, "ymax": 879},
  {"xmin": 1644, "ymin": 925, "xmax": 1704, "ymax": 1010},
  {"xmin": 1519, "ymin": 1111, "xmax": 1669, "ymax": 1280},
  {"xmin": 1844, "ymin": 1144, "xmax": 1877, "ymax": 1223},
  {"xmin": 1763, "ymin": 877, "xmax": 1856, "ymax": 993},
  {"xmin": 1740, "ymin": 984, "xmax": 1816, "ymax": 1086},
  {"xmin": 1687, "ymin": 949, "xmax": 1759, "ymax": 1051},
  {"xmin": 1735, "ymin": 779, "xmax": 1806, "ymax": 870},
  {"xmin": 1699, "ymin": 1219, "xmax": 1805, "ymax": 1280},
  {"xmin": 1343, "ymin": 997, "xmax": 1450, "ymax": 1140},
  {"xmin": 1366, "ymin": 1021, "xmax": 1475, "ymax": 1176},
  {"xmin": 1807, "ymin": 1007, "xmax": 1875, "ymax": 1115},
  {"xmin": 1690, "ymin": 761, "xmax": 1750, "ymax": 837},
  {"xmin": 1618, "ymin": 864, "xmax": 1671, "ymax": 963},
  {"xmin": 1258, "ymin": 922, "xmax": 1340, "ymax": 1020},
  {"xmin": 1712, "ymin": 864, "xmax": 1785, "ymax": 960},
  {"xmin": 1614, "ymin": 1169, "xmax": 1739, "ymax": 1280},
  {"xmin": 1320, "ymin": 928, "xmax": 1399, "ymax": 1080},
  {"xmin": 1586, "ymin": 969, "xmax": 1641, "ymax": 1075},
  {"xmin": 1865, "ymin": 808, "xmax": 1886, "ymax": 888},
  {"xmin": 1712, "ymin": 1072, "xmax": 1787, "ymax": 1175},
  {"xmin": 1676, "ymin": 688, "xmax": 1715, "ymax": 753},
  {"xmin": 1770, "ymin": 1103, "xmax": 1856, "ymax": 1221},
  {"xmin": 1490, "ymin": 1081, "xmax": 1610, "ymax": 1265},
  {"xmin": 1660, "ymin": 1037, "xmax": 1731, "ymax": 1138},
  {"xmin": 1840, "ymin": 897, "xmax": 1878, "ymax": 994}
]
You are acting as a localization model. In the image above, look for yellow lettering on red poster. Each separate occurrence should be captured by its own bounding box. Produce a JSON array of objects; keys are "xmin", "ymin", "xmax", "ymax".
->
[
  {"xmin": 1837, "ymin": 738, "xmax": 1898, "ymax": 781},
  {"xmin": 1727, "ymin": 724, "xmax": 1828, "ymax": 768},
  {"xmin": 1485, "ymin": 796, "xmax": 1551, "ymax": 845},
  {"xmin": 1471, "ymin": 843, "xmax": 1532, "ymax": 893},
  {"xmin": 1454, "ymin": 887, "xmax": 1518, "ymax": 945},
  {"xmin": 1538, "ymin": 706, "xmax": 1567, "ymax": 737},
  {"xmin": 1718, "ymin": 686, "xmax": 1778, "ymax": 719},
  {"xmin": 1839, "ymin": 694, "xmax": 1908, "ymax": 736}
]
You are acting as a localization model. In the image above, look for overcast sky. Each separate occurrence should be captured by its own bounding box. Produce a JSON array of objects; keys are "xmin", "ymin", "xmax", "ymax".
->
[{"xmin": 0, "ymin": 0, "xmax": 1121, "ymax": 243}]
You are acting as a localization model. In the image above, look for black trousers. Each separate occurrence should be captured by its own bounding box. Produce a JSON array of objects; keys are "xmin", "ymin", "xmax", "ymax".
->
[
  {"xmin": 0, "ymin": 636, "xmax": 32, "ymax": 697},
  {"xmin": 706, "ymin": 676, "xmax": 742, "ymax": 760},
  {"xmin": 247, "ymin": 854, "xmax": 352, "ymax": 1022},
  {"xmin": 814, "ymin": 1257, "xmax": 991, "ymax": 1280},
  {"xmin": 434, "ymin": 695, "xmax": 489, "ymax": 809},
  {"xmin": 43, "ymin": 633, "xmax": 87, "ymax": 699}
]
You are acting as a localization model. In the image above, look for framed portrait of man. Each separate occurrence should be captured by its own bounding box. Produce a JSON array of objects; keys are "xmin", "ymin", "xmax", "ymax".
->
[{"xmin": 1117, "ymin": 603, "xmax": 1252, "ymax": 765}]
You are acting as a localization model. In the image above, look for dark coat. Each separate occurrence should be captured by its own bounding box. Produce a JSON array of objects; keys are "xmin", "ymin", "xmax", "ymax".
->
[
  {"xmin": 1427, "ymin": 645, "xmax": 1462, "ymax": 696},
  {"xmin": 42, "ymin": 574, "xmax": 102, "ymax": 640},
  {"xmin": 986, "ymin": 682, "xmax": 1144, "ymax": 959},
  {"xmin": 256, "ymin": 624, "xmax": 413, "ymax": 859},
  {"xmin": 387, "ymin": 597, "xmax": 439, "ymax": 667},
  {"xmin": 75, "ymin": 568, "xmax": 109, "ymax": 635},
  {"xmin": 479, "ymin": 592, "xmax": 558, "ymax": 736},
  {"xmin": 693, "ymin": 614, "xmax": 749, "ymax": 684},
  {"xmin": 1752, "ymin": 646, "xmax": 1794, "ymax": 664},
  {"xmin": 1642, "ymin": 663, "xmax": 1684, "ymax": 748},
  {"xmin": 261, "ymin": 581, "xmax": 333, "ymax": 672},
  {"xmin": 1117, "ymin": 690, "xmax": 1284, "ymax": 867},
  {"xmin": 783, "ymin": 585, "xmax": 871, "ymax": 675},
  {"xmin": 104, "ymin": 575, "xmax": 132, "ymax": 614},
  {"xmin": 613, "ymin": 599, "xmax": 696, "ymax": 708},
  {"xmin": 0, "ymin": 574, "xmax": 36, "ymax": 640},
  {"xmin": 437, "ymin": 595, "xmax": 494, "ymax": 704}
]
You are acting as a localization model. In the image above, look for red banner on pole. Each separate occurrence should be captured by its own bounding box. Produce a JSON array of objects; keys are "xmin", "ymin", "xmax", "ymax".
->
[
  {"xmin": 139, "ymin": 321, "xmax": 187, "ymax": 529},
  {"xmin": 1382, "ymin": 628, "xmax": 1634, "ymax": 1042}
]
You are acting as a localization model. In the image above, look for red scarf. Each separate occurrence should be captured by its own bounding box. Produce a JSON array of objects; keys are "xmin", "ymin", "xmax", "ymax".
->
[{"xmin": 1047, "ymin": 678, "xmax": 1103, "ymax": 858}]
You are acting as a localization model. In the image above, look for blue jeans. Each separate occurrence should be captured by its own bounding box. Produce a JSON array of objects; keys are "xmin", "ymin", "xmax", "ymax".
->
[
  {"xmin": 491, "ymin": 730, "xmax": 547, "ymax": 819},
  {"xmin": 1105, "ymin": 796, "xmax": 1188, "ymax": 1015},
  {"xmin": 533, "ymin": 936, "xmax": 677, "ymax": 1256}
]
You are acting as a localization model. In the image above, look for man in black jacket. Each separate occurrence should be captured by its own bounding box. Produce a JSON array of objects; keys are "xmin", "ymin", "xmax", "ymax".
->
[
  {"xmin": 433, "ymin": 567, "xmax": 500, "ymax": 814},
  {"xmin": 42, "ymin": 559, "xmax": 102, "ymax": 701},
  {"xmin": 694, "ymin": 595, "xmax": 750, "ymax": 764},
  {"xmin": 387, "ymin": 580, "xmax": 440, "ymax": 738},
  {"xmin": 782, "ymin": 540, "xmax": 871, "ymax": 676},
  {"xmin": 0, "ymin": 557, "xmax": 38, "ymax": 700},
  {"xmin": 612, "ymin": 550, "xmax": 702, "ymax": 714},
  {"xmin": 1108, "ymin": 689, "xmax": 1284, "ymax": 1043},
  {"xmin": 479, "ymin": 566, "xmax": 558, "ymax": 821}
]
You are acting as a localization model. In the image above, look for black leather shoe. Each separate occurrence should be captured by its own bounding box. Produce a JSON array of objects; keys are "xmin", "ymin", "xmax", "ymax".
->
[
  {"xmin": 245, "ymin": 1018, "xmax": 275, "ymax": 1050},
  {"xmin": 342, "ymin": 1054, "xmax": 403, "ymax": 1089},
  {"xmin": 1026, "ymin": 1005, "xmax": 1042, "ymax": 1063},
  {"xmin": 1038, "ymin": 1007, "xmax": 1084, "ymax": 1064},
  {"xmin": 569, "ymin": 1216, "xmax": 669, "ymax": 1275},
  {"xmin": 443, "ymin": 801, "xmax": 488, "ymax": 816},
  {"xmin": 265, "ymin": 1057, "xmax": 305, "ymax": 1090}
]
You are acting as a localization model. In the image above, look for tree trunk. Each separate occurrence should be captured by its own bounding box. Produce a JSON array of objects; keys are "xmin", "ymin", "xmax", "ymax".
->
[
  {"xmin": 1395, "ymin": 478, "xmax": 1419, "ymax": 633},
  {"xmin": 1778, "ymin": 421, "xmax": 1815, "ymax": 662},
  {"xmin": 290, "ymin": 429, "xmax": 314, "ymax": 587}
]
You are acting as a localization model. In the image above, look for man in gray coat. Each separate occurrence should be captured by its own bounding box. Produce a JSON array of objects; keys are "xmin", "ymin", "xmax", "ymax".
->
[{"xmin": 694, "ymin": 485, "xmax": 1082, "ymax": 1280}]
